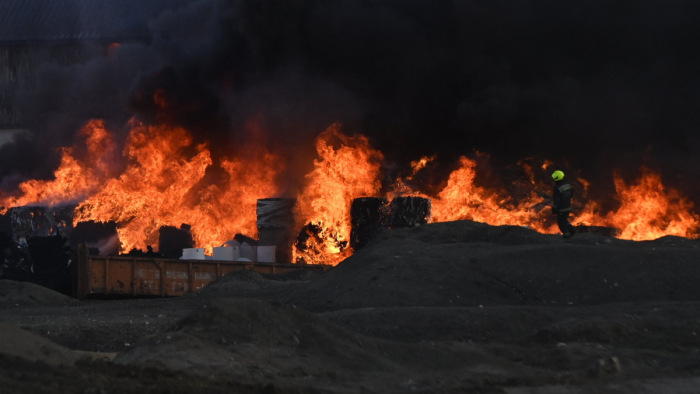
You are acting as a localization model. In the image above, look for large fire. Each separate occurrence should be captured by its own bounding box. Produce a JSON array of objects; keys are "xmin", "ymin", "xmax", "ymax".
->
[
  {"xmin": 293, "ymin": 124, "xmax": 383, "ymax": 265},
  {"xmin": 430, "ymin": 156, "xmax": 542, "ymax": 228},
  {"xmin": 73, "ymin": 119, "xmax": 282, "ymax": 253},
  {"xmin": 0, "ymin": 119, "xmax": 117, "ymax": 209},
  {"xmin": 603, "ymin": 169, "xmax": 699, "ymax": 240},
  {"xmin": 1, "ymin": 118, "xmax": 698, "ymax": 265}
]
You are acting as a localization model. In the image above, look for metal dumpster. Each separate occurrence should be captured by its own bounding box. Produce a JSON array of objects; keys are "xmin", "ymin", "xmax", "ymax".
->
[{"xmin": 74, "ymin": 244, "xmax": 330, "ymax": 299}]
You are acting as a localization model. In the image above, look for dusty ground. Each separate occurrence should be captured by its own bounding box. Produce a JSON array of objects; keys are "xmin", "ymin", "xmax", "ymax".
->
[{"xmin": 2, "ymin": 220, "xmax": 700, "ymax": 393}]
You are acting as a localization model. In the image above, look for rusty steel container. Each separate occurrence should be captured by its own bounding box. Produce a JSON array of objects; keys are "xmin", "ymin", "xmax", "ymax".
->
[{"xmin": 74, "ymin": 244, "xmax": 330, "ymax": 298}]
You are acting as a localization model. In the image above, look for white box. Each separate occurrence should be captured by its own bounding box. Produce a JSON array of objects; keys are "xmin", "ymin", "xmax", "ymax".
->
[
  {"xmin": 213, "ymin": 246, "xmax": 239, "ymax": 261},
  {"xmin": 240, "ymin": 243, "xmax": 257, "ymax": 261},
  {"xmin": 181, "ymin": 248, "xmax": 205, "ymax": 260}
]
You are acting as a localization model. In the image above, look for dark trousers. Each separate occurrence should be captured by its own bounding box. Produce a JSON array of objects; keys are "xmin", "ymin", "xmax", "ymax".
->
[{"xmin": 557, "ymin": 211, "xmax": 575, "ymax": 237}]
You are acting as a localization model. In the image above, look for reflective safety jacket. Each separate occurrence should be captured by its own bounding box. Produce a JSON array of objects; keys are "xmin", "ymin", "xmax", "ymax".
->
[{"xmin": 552, "ymin": 180, "xmax": 573, "ymax": 213}]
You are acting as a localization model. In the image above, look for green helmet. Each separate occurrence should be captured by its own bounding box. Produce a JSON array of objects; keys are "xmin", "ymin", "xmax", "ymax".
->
[{"xmin": 552, "ymin": 170, "xmax": 565, "ymax": 181}]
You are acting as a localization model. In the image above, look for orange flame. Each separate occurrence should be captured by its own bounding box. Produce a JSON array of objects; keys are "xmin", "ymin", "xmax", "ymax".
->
[
  {"xmin": 74, "ymin": 119, "xmax": 282, "ymax": 254},
  {"xmin": 384, "ymin": 155, "xmax": 435, "ymax": 201},
  {"xmin": 0, "ymin": 119, "xmax": 117, "ymax": 211},
  {"xmin": 409, "ymin": 155, "xmax": 435, "ymax": 176},
  {"xmin": 602, "ymin": 168, "xmax": 700, "ymax": 240},
  {"xmin": 75, "ymin": 120, "xmax": 212, "ymax": 252},
  {"xmin": 428, "ymin": 157, "xmax": 699, "ymax": 240},
  {"xmin": 293, "ymin": 124, "xmax": 383, "ymax": 265},
  {"xmin": 430, "ymin": 156, "xmax": 544, "ymax": 229},
  {"xmin": 1, "ymin": 117, "xmax": 699, "ymax": 265}
]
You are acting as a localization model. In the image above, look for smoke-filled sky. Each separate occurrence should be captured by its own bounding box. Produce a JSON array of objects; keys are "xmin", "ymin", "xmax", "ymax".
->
[{"xmin": 4, "ymin": 0, "xmax": 700, "ymax": 203}]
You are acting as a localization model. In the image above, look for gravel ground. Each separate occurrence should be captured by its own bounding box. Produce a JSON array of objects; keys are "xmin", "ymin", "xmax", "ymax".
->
[{"xmin": 2, "ymin": 220, "xmax": 700, "ymax": 393}]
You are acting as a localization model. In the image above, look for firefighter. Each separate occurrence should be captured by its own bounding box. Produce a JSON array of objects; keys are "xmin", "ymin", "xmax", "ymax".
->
[{"xmin": 551, "ymin": 170, "xmax": 575, "ymax": 238}]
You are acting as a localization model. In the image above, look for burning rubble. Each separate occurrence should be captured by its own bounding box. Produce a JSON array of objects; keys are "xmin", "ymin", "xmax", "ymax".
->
[
  {"xmin": 0, "ymin": 205, "xmax": 73, "ymax": 294},
  {"xmin": 2, "ymin": 1, "xmax": 700, "ymax": 287},
  {"xmin": 0, "ymin": 115, "xmax": 699, "ymax": 298},
  {"xmin": 0, "ymin": 117, "xmax": 698, "ymax": 281}
]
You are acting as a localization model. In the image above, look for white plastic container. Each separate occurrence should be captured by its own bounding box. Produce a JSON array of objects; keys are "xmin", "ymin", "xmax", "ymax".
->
[
  {"xmin": 257, "ymin": 245, "xmax": 276, "ymax": 263},
  {"xmin": 239, "ymin": 243, "xmax": 257, "ymax": 262},
  {"xmin": 181, "ymin": 247, "xmax": 205, "ymax": 260}
]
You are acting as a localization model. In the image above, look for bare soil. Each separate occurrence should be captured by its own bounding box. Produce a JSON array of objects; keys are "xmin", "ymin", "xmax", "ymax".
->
[{"xmin": 2, "ymin": 220, "xmax": 700, "ymax": 393}]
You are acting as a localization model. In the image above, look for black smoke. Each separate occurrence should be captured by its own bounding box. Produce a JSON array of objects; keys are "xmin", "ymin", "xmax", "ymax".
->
[{"xmin": 4, "ymin": 0, "xmax": 700, "ymax": 206}]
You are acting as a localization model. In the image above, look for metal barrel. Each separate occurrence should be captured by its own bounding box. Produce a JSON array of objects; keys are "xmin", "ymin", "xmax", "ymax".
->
[{"xmin": 256, "ymin": 198, "xmax": 297, "ymax": 263}]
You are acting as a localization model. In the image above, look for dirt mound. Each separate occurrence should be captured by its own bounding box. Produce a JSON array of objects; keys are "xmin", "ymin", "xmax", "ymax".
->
[
  {"xmin": 3, "ymin": 220, "xmax": 700, "ymax": 393},
  {"xmin": 194, "ymin": 270, "xmax": 274, "ymax": 295},
  {"xmin": 0, "ymin": 323, "xmax": 80, "ymax": 366},
  {"xmin": 372, "ymin": 219, "xmax": 551, "ymax": 245},
  {"xmin": 285, "ymin": 220, "xmax": 700, "ymax": 312},
  {"xmin": 113, "ymin": 298, "xmax": 395, "ymax": 383},
  {"xmin": 0, "ymin": 279, "xmax": 77, "ymax": 308},
  {"xmin": 193, "ymin": 269, "xmax": 317, "ymax": 299},
  {"xmin": 114, "ymin": 297, "xmax": 549, "ymax": 392}
]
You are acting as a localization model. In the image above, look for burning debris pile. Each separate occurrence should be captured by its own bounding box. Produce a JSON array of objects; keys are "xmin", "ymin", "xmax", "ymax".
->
[
  {"xmin": 0, "ymin": 206, "xmax": 74, "ymax": 294},
  {"xmin": 348, "ymin": 196, "xmax": 431, "ymax": 252},
  {"xmin": 0, "ymin": 120, "xmax": 698, "ymax": 270},
  {"xmin": 8, "ymin": 4, "xmax": 700, "ymax": 277},
  {"xmin": 1, "ymin": 1, "xmax": 700, "ymax": 271},
  {"xmin": 295, "ymin": 196, "xmax": 431, "ymax": 264}
]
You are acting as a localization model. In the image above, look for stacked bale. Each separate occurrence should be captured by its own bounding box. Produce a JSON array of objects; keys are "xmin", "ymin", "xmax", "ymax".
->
[
  {"xmin": 350, "ymin": 196, "xmax": 432, "ymax": 251},
  {"xmin": 350, "ymin": 197, "xmax": 389, "ymax": 250},
  {"xmin": 389, "ymin": 197, "xmax": 432, "ymax": 228}
]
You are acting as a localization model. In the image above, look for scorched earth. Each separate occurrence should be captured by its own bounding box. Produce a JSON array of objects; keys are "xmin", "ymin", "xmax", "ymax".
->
[{"xmin": 2, "ymin": 220, "xmax": 700, "ymax": 393}]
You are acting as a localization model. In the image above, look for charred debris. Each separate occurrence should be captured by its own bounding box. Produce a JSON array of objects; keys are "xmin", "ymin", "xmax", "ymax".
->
[
  {"xmin": 0, "ymin": 205, "xmax": 74, "ymax": 295},
  {"xmin": 0, "ymin": 196, "xmax": 434, "ymax": 295},
  {"xmin": 0, "ymin": 195, "xmax": 622, "ymax": 297}
]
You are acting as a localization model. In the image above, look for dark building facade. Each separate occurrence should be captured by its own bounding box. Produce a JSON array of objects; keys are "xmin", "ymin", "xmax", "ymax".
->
[{"xmin": 0, "ymin": 0, "xmax": 191, "ymax": 127}]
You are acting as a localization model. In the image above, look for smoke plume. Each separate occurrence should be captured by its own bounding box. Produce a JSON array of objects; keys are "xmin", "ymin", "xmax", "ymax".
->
[{"xmin": 4, "ymin": 0, "xmax": 700, "ymax": 204}]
